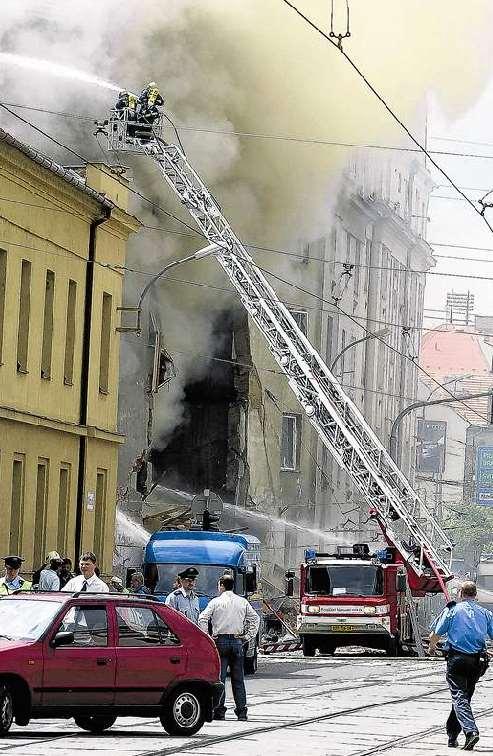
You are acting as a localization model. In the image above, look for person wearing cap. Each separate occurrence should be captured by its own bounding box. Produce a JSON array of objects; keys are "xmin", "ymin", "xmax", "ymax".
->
[
  {"xmin": 38, "ymin": 551, "xmax": 62, "ymax": 591},
  {"xmin": 0, "ymin": 556, "xmax": 32, "ymax": 595},
  {"xmin": 61, "ymin": 552, "xmax": 109, "ymax": 593},
  {"xmin": 110, "ymin": 576, "xmax": 129, "ymax": 594},
  {"xmin": 165, "ymin": 567, "xmax": 200, "ymax": 624}
]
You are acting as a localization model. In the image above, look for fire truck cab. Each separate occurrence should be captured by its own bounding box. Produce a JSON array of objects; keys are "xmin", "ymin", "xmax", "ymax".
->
[{"xmin": 297, "ymin": 544, "xmax": 412, "ymax": 656}]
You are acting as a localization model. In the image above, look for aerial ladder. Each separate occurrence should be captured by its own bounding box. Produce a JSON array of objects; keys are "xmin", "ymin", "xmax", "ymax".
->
[{"xmin": 105, "ymin": 109, "xmax": 453, "ymax": 597}]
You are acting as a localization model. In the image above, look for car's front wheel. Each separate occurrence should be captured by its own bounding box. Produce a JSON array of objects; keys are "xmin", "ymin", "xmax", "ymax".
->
[
  {"xmin": 74, "ymin": 715, "xmax": 117, "ymax": 733},
  {"xmin": 160, "ymin": 689, "xmax": 205, "ymax": 736},
  {"xmin": 0, "ymin": 684, "xmax": 13, "ymax": 736}
]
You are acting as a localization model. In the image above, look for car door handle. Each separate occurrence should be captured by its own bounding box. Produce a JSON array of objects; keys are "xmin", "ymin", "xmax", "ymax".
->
[
  {"xmin": 96, "ymin": 657, "xmax": 112, "ymax": 665},
  {"xmin": 169, "ymin": 657, "xmax": 181, "ymax": 664}
]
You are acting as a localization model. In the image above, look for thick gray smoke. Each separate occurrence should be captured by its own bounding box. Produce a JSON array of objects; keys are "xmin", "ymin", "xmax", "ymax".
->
[{"xmin": 1, "ymin": 0, "xmax": 493, "ymax": 449}]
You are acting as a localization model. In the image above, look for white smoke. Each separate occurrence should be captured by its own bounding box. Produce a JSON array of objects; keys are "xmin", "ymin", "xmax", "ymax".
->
[{"xmin": 1, "ymin": 0, "xmax": 493, "ymax": 449}]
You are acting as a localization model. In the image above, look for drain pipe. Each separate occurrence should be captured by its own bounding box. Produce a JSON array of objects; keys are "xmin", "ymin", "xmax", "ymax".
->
[{"xmin": 74, "ymin": 206, "xmax": 113, "ymax": 561}]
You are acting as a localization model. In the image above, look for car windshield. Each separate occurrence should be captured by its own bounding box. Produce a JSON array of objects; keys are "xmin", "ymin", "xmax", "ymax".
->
[
  {"xmin": 0, "ymin": 599, "xmax": 61, "ymax": 641},
  {"xmin": 152, "ymin": 564, "xmax": 235, "ymax": 598},
  {"xmin": 307, "ymin": 564, "xmax": 383, "ymax": 596}
]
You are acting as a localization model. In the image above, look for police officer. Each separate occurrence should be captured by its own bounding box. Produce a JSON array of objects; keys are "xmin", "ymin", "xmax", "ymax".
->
[
  {"xmin": 429, "ymin": 581, "xmax": 493, "ymax": 751},
  {"xmin": 165, "ymin": 567, "xmax": 200, "ymax": 624},
  {"xmin": 0, "ymin": 556, "xmax": 32, "ymax": 595},
  {"xmin": 198, "ymin": 574, "xmax": 260, "ymax": 721}
]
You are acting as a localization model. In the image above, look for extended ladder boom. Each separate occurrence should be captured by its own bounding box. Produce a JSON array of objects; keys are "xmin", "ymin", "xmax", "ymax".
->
[{"xmin": 112, "ymin": 125, "xmax": 452, "ymax": 583}]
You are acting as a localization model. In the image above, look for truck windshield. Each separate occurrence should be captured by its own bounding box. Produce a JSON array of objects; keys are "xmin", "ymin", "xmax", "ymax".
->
[
  {"xmin": 0, "ymin": 599, "xmax": 60, "ymax": 640},
  {"xmin": 306, "ymin": 564, "xmax": 383, "ymax": 596},
  {"xmin": 152, "ymin": 564, "xmax": 236, "ymax": 598}
]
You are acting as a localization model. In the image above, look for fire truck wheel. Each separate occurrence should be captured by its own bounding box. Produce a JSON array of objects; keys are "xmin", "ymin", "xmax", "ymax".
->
[{"xmin": 302, "ymin": 637, "xmax": 316, "ymax": 657}]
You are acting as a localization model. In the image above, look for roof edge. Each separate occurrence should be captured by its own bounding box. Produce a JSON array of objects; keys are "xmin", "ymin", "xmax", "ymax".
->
[{"xmin": 0, "ymin": 127, "xmax": 114, "ymax": 211}]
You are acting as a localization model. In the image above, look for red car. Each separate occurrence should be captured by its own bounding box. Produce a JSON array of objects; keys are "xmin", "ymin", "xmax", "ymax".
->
[{"xmin": 0, "ymin": 592, "xmax": 222, "ymax": 737}]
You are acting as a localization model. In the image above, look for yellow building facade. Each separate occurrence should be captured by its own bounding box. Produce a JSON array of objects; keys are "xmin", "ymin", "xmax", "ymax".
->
[{"xmin": 0, "ymin": 129, "xmax": 140, "ymax": 577}]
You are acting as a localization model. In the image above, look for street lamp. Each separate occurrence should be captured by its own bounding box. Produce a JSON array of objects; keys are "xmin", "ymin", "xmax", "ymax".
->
[
  {"xmin": 135, "ymin": 243, "xmax": 221, "ymax": 333},
  {"xmin": 426, "ymin": 374, "xmax": 474, "ymax": 404},
  {"xmin": 330, "ymin": 327, "xmax": 390, "ymax": 374},
  {"xmin": 389, "ymin": 389, "xmax": 493, "ymax": 464}
]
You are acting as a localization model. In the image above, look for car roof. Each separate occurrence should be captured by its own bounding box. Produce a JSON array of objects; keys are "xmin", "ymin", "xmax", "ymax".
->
[{"xmin": 0, "ymin": 592, "xmax": 161, "ymax": 603}]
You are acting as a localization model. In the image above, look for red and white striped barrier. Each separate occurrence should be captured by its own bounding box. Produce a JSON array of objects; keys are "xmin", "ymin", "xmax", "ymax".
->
[{"xmin": 261, "ymin": 640, "xmax": 302, "ymax": 654}]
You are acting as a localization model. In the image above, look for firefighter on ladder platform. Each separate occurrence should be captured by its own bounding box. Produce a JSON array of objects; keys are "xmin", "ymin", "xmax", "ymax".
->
[{"xmin": 138, "ymin": 81, "xmax": 164, "ymax": 126}]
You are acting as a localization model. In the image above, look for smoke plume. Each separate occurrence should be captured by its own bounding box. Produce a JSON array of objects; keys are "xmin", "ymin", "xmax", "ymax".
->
[{"xmin": 1, "ymin": 0, "xmax": 492, "ymax": 448}]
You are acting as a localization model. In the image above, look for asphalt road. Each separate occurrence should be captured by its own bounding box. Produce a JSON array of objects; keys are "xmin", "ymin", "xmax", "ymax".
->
[{"xmin": 3, "ymin": 650, "xmax": 493, "ymax": 755}]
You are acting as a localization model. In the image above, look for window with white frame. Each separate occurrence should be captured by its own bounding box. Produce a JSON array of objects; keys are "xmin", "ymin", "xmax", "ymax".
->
[{"xmin": 281, "ymin": 413, "xmax": 300, "ymax": 471}]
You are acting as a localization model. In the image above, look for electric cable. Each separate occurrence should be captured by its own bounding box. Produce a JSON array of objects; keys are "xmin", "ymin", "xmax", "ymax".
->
[
  {"xmin": 280, "ymin": 0, "xmax": 493, "ymax": 235},
  {"xmin": 6, "ymin": 100, "xmax": 493, "ymax": 161},
  {"xmin": 1, "ymin": 100, "xmax": 489, "ymax": 417},
  {"xmin": 253, "ymin": 260, "xmax": 490, "ymax": 423},
  {"xmin": 4, "ymin": 229, "xmax": 493, "ymax": 341},
  {"xmin": 0, "ymin": 100, "xmax": 205, "ymax": 239}
]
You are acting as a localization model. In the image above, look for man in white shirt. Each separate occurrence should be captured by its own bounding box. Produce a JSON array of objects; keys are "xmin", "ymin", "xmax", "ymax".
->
[
  {"xmin": 198, "ymin": 574, "xmax": 260, "ymax": 721},
  {"xmin": 62, "ymin": 552, "xmax": 109, "ymax": 593},
  {"xmin": 38, "ymin": 551, "xmax": 62, "ymax": 591}
]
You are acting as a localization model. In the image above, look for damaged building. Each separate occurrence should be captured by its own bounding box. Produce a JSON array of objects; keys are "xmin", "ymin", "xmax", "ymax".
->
[{"xmin": 117, "ymin": 149, "xmax": 434, "ymax": 589}]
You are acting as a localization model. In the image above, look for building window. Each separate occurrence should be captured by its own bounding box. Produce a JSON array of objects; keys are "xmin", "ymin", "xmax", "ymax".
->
[
  {"xmin": 99, "ymin": 292, "xmax": 112, "ymax": 394},
  {"xmin": 33, "ymin": 458, "xmax": 49, "ymax": 568},
  {"xmin": 281, "ymin": 414, "xmax": 300, "ymax": 471},
  {"xmin": 326, "ymin": 315, "xmax": 335, "ymax": 363},
  {"xmin": 41, "ymin": 270, "xmax": 55, "ymax": 379},
  {"xmin": 64, "ymin": 280, "xmax": 77, "ymax": 386},
  {"xmin": 9, "ymin": 454, "xmax": 25, "ymax": 554},
  {"xmin": 290, "ymin": 309, "xmax": 308, "ymax": 336},
  {"xmin": 0, "ymin": 250, "xmax": 6, "ymax": 363},
  {"xmin": 94, "ymin": 469, "xmax": 107, "ymax": 563},
  {"xmin": 57, "ymin": 464, "xmax": 71, "ymax": 553},
  {"xmin": 353, "ymin": 239, "xmax": 361, "ymax": 296},
  {"xmin": 17, "ymin": 260, "xmax": 31, "ymax": 373}
]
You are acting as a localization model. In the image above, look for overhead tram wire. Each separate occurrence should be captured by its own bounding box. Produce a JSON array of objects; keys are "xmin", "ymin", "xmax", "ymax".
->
[
  {"xmin": 280, "ymin": 0, "xmax": 493, "ymax": 236},
  {"xmin": 2, "ymin": 104, "xmax": 489, "ymax": 418},
  {"xmin": 0, "ymin": 101, "xmax": 205, "ymax": 241},
  {"xmin": 251, "ymin": 260, "xmax": 490, "ymax": 424},
  {"xmin": 5, "ymin": 193, "xmax": 493, "ymax": 280},
  {"xmin": 5, "ymin": 227, "xmax": 493, "ymax": 339},
  {"xmin": 7, "ymin": 101, "xmax": 493, "ymax": 161}
]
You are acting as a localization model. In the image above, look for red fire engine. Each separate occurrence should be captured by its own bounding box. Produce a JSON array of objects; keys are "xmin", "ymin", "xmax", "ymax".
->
[{"xmin": 296, "ymin": 539, "xmax": 447, "ymax": 657}]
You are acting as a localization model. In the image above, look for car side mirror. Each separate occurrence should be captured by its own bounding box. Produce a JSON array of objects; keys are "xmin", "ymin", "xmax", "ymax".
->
[
  {"xmin": 396, "ymin": 572, "xmax": 407, "ymax": 593},
  {"xmin": 51, "ymin": 631, "xmax": 74, "ymax": 648},
  {"xmin": 285, "ymin": 570, "xmax": 295, "ymax": 597}
]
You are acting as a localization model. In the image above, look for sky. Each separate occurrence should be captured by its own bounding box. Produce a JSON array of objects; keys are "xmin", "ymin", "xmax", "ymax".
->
[{"xmin": 425, "ymin": 84, "xmax": 493, "ymax": 327}]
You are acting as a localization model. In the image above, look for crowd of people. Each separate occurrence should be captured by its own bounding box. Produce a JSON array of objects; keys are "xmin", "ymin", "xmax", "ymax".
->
[{"xmin": 0, "ymin": 552, "xmax": 150, "ymax": 597}]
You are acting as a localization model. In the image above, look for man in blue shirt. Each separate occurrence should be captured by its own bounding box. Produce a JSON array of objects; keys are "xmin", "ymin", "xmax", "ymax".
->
[{"xmin": 429, "ymin": 581, "xmax": 493, "ymax": 751}]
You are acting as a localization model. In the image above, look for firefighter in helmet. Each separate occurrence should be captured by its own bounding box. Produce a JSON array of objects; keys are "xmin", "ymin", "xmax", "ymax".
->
[
  {"xmin": 138, "ymin": 81, "xmax": 164, "ymax": 126},
  {"xmin": 115, "ymin": 90, "xmax": 138, "ymax": 117}
]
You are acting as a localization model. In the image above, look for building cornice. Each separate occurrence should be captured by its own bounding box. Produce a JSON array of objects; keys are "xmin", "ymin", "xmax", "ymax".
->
[{"xmin": 0, "ymin": 404, "xmax": 125, "ymax": 444}]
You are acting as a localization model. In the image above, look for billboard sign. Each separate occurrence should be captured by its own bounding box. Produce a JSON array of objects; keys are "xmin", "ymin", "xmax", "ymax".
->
[
  {"xmin": 476, "ymin": 446, "xmax": 493, "ymax": 506},
  {"xmin": 416, "ymin": 419, "xmax": 446, "ymax": 474}
]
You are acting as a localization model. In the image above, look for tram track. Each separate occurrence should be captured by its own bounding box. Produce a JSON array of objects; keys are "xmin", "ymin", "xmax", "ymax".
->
[
  {"xmin": 140, "ymin": 681, "xmax": 452, "ymax": 756},
  {"xmin": 0, "ymin": 661, "xmax": 452, "ymax": 755}
]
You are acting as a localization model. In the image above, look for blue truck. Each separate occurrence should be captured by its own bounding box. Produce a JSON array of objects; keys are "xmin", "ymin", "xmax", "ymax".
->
[{"xmin": 143, "ymin": 530, "xmax": 263, "ymax": 673}]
